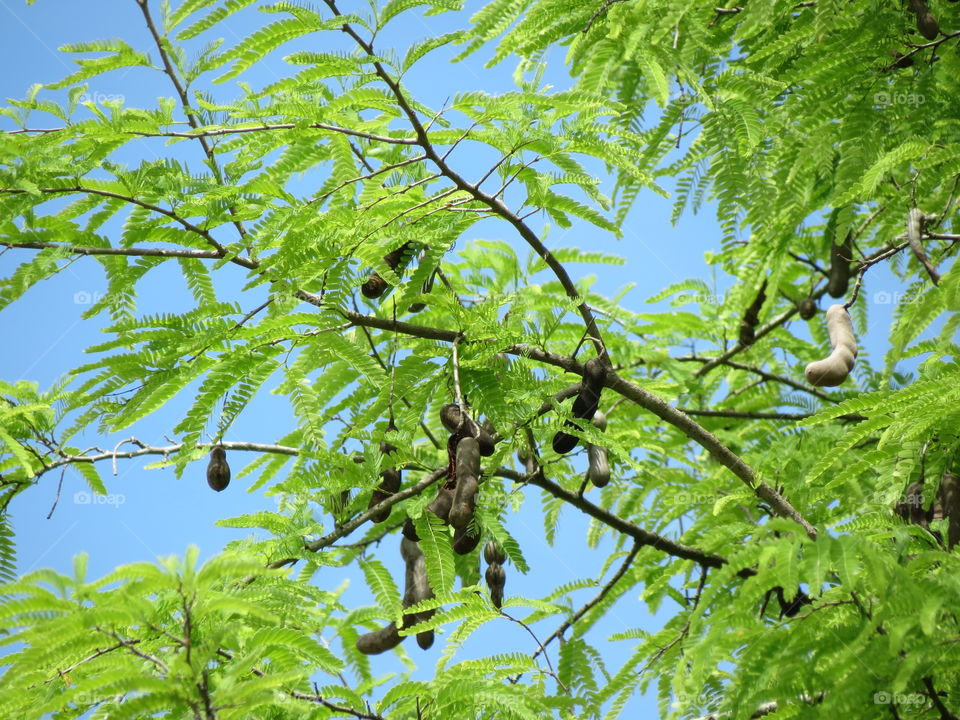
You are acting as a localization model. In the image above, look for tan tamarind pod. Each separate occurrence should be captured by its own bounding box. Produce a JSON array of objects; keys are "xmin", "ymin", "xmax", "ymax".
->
[
  {"xmin": 449, "ymin": 437, "xmax": 480, "ymax": 530},
  {"xmin": 798, "ymin": 298, "xmax": 817, "ymax": 320},
  {"xmin": 804, "ymin": 304, "xmax": 857, "ymax": 386},
  {"xmin": 452, "ymin": 526, "xmax": 480, "ymax": 555},
  {"xmin": 585, "ymin": 411, "xmax": 610, "ymax": 488},
  {"xmin": 356, "ymin": 622, "xmax": 402, "ymax": 655},
  {"xmin": 484, "ymin": 541, "xmax": 506, "ymax": 565},
  {"xmin": 206, "ymin": 446, "xmax": 230, "ymax": 492},
  {"xmin": 485, "ymin": 563, "xmax": 506, "ymax": 609},
  {"xmin": 827, "ymin": 233, "xmax": 852, "ymax": 298}
]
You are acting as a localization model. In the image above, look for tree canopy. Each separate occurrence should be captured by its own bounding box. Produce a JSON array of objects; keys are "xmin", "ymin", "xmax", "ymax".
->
[{"xmin": 2, "ymin": 0, "xmax": 960, "ymax": 718}]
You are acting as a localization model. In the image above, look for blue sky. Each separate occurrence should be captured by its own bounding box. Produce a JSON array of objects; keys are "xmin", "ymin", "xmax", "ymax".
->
[{"xmin": 0, "ymin": 0, "xmax": 915, "ymax": 716}]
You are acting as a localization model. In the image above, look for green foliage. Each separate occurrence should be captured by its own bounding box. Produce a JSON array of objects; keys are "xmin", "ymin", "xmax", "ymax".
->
[{"xmin": 2, "ymin": 0, "xmax": 960, "ymax": 717}]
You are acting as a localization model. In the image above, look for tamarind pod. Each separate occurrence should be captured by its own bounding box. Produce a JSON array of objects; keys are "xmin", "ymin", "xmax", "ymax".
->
[
  {"xmin": 889, "ymin": 50, "xmax": 914, "ymax": 69},
  {"xmin": 552, "ymin": 425, "xmax": 579, "ymax": 455},
  {"xmin": 416, "ymin": 630, "xmax": 434, "ymax": 649},
  {"xmin": 773, "ymin": 586, "xmax": 812, "ymax": 619},
  {"xmin": 439, "ymin": 404, "xmax": 497, "ymax": 456},
  {"xmin": 738, "ymin": 280, "xmax": 767, "ymax": 347},
  {"xmin": 368, "ymin": 438, "xmax": 402, "ymax": 523},
  {"xmin": 571, "ymin": 357, "xmax": 606, "ymax": 420},
  {"xmin": 826, "ymin": 233, "xmax": 852, "ymax": 298},
  {"xmin": 803, "ymin": 304, "xmax": 857, "ymax": 386},
  {"xmin": 361, "ymin": 242, "xmax": 414, "ymax": 299},
  {"xmin": 586, "ymin": 444, "xmax": 610, "ymax": 487},
  {"xmin": 895, "ymin": 480, "xmax": 930, "ymax": 528},
  {"xmin": 452, "ymin": 527, "xmax": 480, "ymax": 555},
  {"xmin": 449, "ymin": 474, "xmax": 478, "ymax": 531},
  {"xmin": 455, "ymin": 436, "xmax": 480, "ymax": 484},
  {"xmin": 356, "ymin": 622, "xmax": 402, "ymax": 655},
  {"xmin": 400, "ymin": 539, "xmax": 436, "ymax": 649},
  {"xmin": 485, "ymin": 564, "xmax": 506, "ymax": 609},
  {"xmin": 477, "ymin": 419, "xmax": 497, "ymax": 457},
  {"xmin": 484, "ymin": 541, "xmax": 506, "ymax": 565},
  {"xmin": 427, "ymin": 485, "xmax": 454, "ymax": 522},
  {"xmin": 591, "ymin": 410, "xmax": 607, "ymax": 432},
  {"xmin": 907, "ymin": 208, "xmax": 941, "ymax": 285},
  {"xmin": 939, "ymin": 471, "xmax": 960, "ymax": 550},
  {"xmin": 402, "ymin": 518, "xmax": 419, "ymax": 542},
  {"xmin": 798, "ymin": 298, "xmax": 817, "ymax": 320},
  {"xmin": 206, "ymin": 446, "xmax": 231, "ymax": 492},
  {"xmin": 908, "ymin": 0, "xmax": 939, "ymax": 39}
]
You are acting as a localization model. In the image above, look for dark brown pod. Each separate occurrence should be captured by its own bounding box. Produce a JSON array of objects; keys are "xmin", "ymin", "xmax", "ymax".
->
[
  {"xmin": 571, "ymin": 357, "xmax": 605, "ymax": 420},
  {"xmin": 439, "ymin": 404, "xmax": 496, "ymax": 456},
  {"xmin": 738, "ymin": 280, "xmax": 767, "ymax": 347},
  {"xmin": 356, "ymin": 622, "xmax": 402, "ymax": 655},
  {"xmin": 402, "ymin": 518, "xmax": 419, "ymax": 542},
  {"xmin": 452, "ymin": 527, "xmax": 480, "ymax": 555},
  {"xmin": 206, "ymin": 446, "xmax": 230, "ymax": 492},
  {"xmin": 368, "ymin": 438, "xmax": 401, "ymax": 523},
  {"xmin": 361, "ymin": 273, "xmax": 387, "ymax": 299},
  {"xmin": 890, "ymin": 50, "xmax": 914, "ymax": 69},
  {"xmin": 400, "ymin": 538, "xmax": 435, "ymax": 650},
  {"xmin": 773, "ymin": 586, "xmax": 812, "ymax": 619},
  {"xmin": 427, "ymin": 485, "xmax": 455, "ymax": 522},
  {"xmin": 450, "ymin": 437, "xmax": 480, "ymax": 530},
  {"xmin": 483, "ymin": 541, "xmax": 506, "ymax": 565},
  {"xmin": 408, "ymin": 302, "xmax": 426, "ymax": 313},
  {"xmin": 798, "ymin": 298, "xmax": 817, "ymax": 320},
  {"xmin": 551, "ymin": 427, "xmax": 579, "ymax": 455},
  {"xmin": 827, "ymin": 233, "xmax": 852, "ymax": 298},
  {"xmin": 485, "ymin": 563, "xmax": 506, "ymax": 609}
]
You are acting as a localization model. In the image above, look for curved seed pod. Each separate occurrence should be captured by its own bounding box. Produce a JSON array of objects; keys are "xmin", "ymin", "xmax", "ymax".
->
[
  {"xmin": 909, "ymin": 0, "xmax": 939, "ymax": 39},
  {"xmin": 738, "ymin": 280, "xmax": 767, "ymax": 347},
  {"xmin": 571, "ymin": 357, "xmax": 606, "ymax": 420},
  {"xmin": 485, "ymin": 563, "xmax": 506, "ymax": 609},
  {"xmin": 361, "ymin": 241, "xmax": 414, "ymax": 299},
  {"xmin": 368, "ymin": 437, "xmax": 402, "ymax": 523},
  {"xmin": 452, "ymin": 526, "xmax": 480, "ymax": 555},
  {"xmin": 826, "ymin": 233, "xmax": 852, "ymax": 298},
  {"xmin": 907, "ymin": 208, "xmax": 941, "ymax": 285},
  {"xmin": 440, "ymin": 404, "xmax": 496, "ymax": 456},
  {"xmin": 585, "ymin": 411, "xmax": 610, "ymax": 487},
  {"xmin": 939, "ymin": 471, "xmax": 960, "ymax": 550},
  {"xmin": 483, "ymin": 541, "xmax": 506, "ymax": 565},
  {"xmin": 798, "ymin": 298, "xmax": 817, "ymax": 320},
  {"xmin": 774, "ymin": 586, "xmax": 812, "ymax": 619},
  {"xmin": 804, "ymin": 304, "xmax": 857, "ymax": 386},
  {"xmin": 450, "ymin": 438, "xmax": 480, "ymax": 530},
  {"xmin": 400, "ymin": 538, "xmax": 435, "ymax": 650},
  {"xmin": 889, "ymin": 50, "xmax": 914, "ymax": 69},
  {"xmin": 206, "ymin": 446, "xmax": 230, "ymax": 492},
  {"xmin": 427, "ymin": 485, "xmax": 454, "ymax": 522},
  {"xmin": 356, "ymin": 622, "xmax": 402, "ymax": 655},
  {"xmin": 552, "ymin": 427, "xmax": 579, "ymax": 455}
]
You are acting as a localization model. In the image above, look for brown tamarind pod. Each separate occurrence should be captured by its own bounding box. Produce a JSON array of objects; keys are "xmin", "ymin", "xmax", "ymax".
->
[
  {"xmin": 206, "ymin": 446, "xmax": 231, "ymax": 492},
  {"xmin": 368, "ymin": 435, "xmax": 402, "ymax": 523},
  {"xmin": 402, "ymin": 518, "xmax": 420, "ymax": 542},
  {"xmin": 552, "ymin": 426, "xmax": 579, "ymax": 455},
  {"xmin": 400, "ymin": 538, "xmax": 435, "ymax": 649},
  {"xmin": 452, "ymin": 526, "xmax": 480, "ymax": 555},
  {"xmin": 890, "ymin": 50, "xmax": 915, "ymax": 69},
  {"xmin": 439, "ymin": 404, "xmax": 496, "ymax": 456},
  {"xmin": 360, "ymin": 242, "xmax": 414, "ymax": 299},
  {"xmin": 571, "ymin": 357, "xmax": 606, "ymax": 419},
  {"xmin": 798, "ymin": 298, "xmax": 817, "ymax": 320},
  {"xmin": 449, "ymin": 437, "xmax": 480, "ymax": 530},
  {"xmin": 738, "ymin": 280, "xmax": 767, "ymax": 346},
  {"xmin": 485, "ymin": 563, "xmax": 506, "ymax": 609},
  {"xmin": 909, "ymin": 0, "xmax": 939, "ymax": 39},
  {"xmin": 427, "ymin": 485, "xmax": 454, "ymax": 522},
  {"xmin": 356, "ymin": 622, "xmax": 402, "ymax": 655},
  {"xmin": 483, "ymin": 541, "xmax": 506, "ymax": 565},
  {"xmin": 827, "ymin": 233, "xmax": 852, "ymax": 298},
  {"xmin": 939, "ymin": 471, "xmax": 960, "ymax": 550},
  {"xmin": 585, "ymin": 411, "xmax": 610, "ymax": 487}
]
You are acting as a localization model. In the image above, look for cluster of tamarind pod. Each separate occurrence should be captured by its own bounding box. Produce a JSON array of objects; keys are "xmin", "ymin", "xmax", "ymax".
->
[
  {"xmin": 356, "ymin": 537, "xmax": 436, "ymax": 654},
  {"xmin": 484, "ymin": 541, "xmax": 506, "ymax": 609}
]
